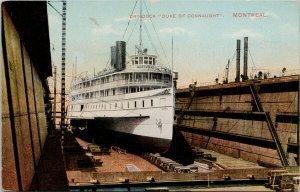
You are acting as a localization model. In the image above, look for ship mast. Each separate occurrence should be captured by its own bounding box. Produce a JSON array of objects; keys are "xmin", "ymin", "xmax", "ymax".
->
[{"xmin": 139, "ymin": 0, "xmax": 142, "ymax": 54}]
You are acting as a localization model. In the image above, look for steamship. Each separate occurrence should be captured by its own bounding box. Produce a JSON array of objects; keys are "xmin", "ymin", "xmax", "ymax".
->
[{"xmin": 67, "ymin": 40, "xmax": 176, "ymax": 152}]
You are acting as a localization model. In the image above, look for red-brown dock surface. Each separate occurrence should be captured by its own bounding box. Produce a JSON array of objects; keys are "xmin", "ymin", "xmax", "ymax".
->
[
  {"xmin": 65, "ymin": 135, "xmax": 162, "ymax": 184},
  {"xmin": 75, "ymin": 137, "xmax": 161, "ymax": 172}
]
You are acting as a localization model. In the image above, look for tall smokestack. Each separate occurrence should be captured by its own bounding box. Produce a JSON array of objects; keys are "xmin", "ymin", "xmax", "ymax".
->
[
  {"xmin": 235, "ymin": 39, "xmax": 241, "ymax": 82},
  {"xmin": 116, "ymin": 41, "xmax": 126, "ymax": 71},
  {"xmin": 111, "ymin": 46, "xmax": 116, "ymax": 69},
  {"xmin": 243, "ymin": 37, "xmax": 248, "ymax": 81}
]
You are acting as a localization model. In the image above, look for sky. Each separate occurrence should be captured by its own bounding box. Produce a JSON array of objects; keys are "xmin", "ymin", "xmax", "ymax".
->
[{"xmin": 47, "ymin": 0, "xmax": 299, "ymax": 90}]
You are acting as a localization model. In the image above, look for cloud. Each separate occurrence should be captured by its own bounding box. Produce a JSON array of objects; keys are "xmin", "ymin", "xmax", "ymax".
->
[
  {"xmin": 265, "ymin": 11, "xmax": 279, "ymax": 19},
  {"xmin": 281, "ymin": 23, "xmax": 297, "ymax": 33},
  {"xmin": 115, "ymin": 16, "xmax": 130, "ymax": 22},
  {"xmin": 92, "ymin": 24, "xmax": 120, "ymax": 35},
  {"xmin": 148, "ymin": 0, "xmax": 160, "ymax": 3},
  {"xmin": 224, "ymin": 29, "xmax": 263, "ymax": 39},
  {"xmin": 159, "ymin": 27, "xmax": 192, "ymax": 36}
]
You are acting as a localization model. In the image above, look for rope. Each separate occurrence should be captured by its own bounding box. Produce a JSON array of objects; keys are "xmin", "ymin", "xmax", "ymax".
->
[
  {"xmin": 121, "ymin": 0, "xmax": 138, "ymax": 41},
  {"xmin": 126, "ymin": 16, "xmax": 139, "ymax": 44},
  {"xmin": 249, "ymin": 49, "xmax": 257, "ymax": 70},
  {"xmin": 143, "ymin": 22, "xmax": 162, "ymax": 64},
  {"xmin": 143, "ymin": 0, "xmax": 170, "ymax": 67},
  {"xmin": 228, "ymin": 51, "xmax": 236, "ymax": 81}
]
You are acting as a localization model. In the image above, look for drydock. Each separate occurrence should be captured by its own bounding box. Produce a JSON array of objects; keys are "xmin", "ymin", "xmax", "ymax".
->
[
  {"xmin": 59, "ymin": 74, "xmax": 299, "ymax": 191},
  {"xmin": 176, "ymin": 75, "xmax": 299, "ymax": 167},
  {"xmin": 2, "ymin": 1, "xmax": 300, "ymax": 192}
]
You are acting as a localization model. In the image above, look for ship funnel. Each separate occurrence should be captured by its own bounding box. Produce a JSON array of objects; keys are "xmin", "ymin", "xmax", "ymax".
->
[
  {"xmin": 111, "ymin": 46, "xmax": 117, "ymax": 69},
  {"xmin": 116, "ymin": 41, "xmax": 126, "ymax": 71},
  {"xmin": 235, "ymin": 39, "xmax": 241, "ymax": 82},
  {"xmin": 243, "ymin": 37, "xmax": 248, "ymax": 81}
]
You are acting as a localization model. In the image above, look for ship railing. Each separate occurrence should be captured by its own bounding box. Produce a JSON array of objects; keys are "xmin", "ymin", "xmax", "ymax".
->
[
  {"xmin": 126, "ymin": 64, "xmax": 172, "ymax": 73},
  {"xmin": 71, "ymin": 93, "xmax": 126, "ymax": 102},
  {"xmin": 125, "ymin": 79, "xmax": 171, "ymax": 85},
  {"xmin": 71, "ymin": 79, "xmax": 172, "ymax": 92},
  {"xmin": 95, "ymin": 94, "xmax": 126, "ymax": 101}
]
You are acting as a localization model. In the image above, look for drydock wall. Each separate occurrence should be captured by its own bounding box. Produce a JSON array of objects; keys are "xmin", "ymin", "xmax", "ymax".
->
[
  {"xmin": 176, "ymin": 77, "xmax": 298, "ymax": 167},
  {"xmin": 2, "ymin": 2, "xmax": 52, "ymax": 191}
]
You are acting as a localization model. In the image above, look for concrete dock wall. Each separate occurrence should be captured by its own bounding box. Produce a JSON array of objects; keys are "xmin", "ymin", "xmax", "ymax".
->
[
  {"xmin": 176, "ymin": 78, "xmax": 298, "ymax": 167},
  {"xmin": 2, "ymin": 3, "xmax": 51, "ymax": 190}
]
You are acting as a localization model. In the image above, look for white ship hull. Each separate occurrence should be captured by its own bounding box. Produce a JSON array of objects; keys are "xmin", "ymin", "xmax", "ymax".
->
[{"xmin": 68, "ymin": 88, "xmax": 174, "ymax": 152}]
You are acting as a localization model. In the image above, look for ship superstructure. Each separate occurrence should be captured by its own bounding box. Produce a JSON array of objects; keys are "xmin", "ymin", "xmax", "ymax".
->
[{"xmin": 68, "ymin": 41, "xmax": 175, "ymax": 151}]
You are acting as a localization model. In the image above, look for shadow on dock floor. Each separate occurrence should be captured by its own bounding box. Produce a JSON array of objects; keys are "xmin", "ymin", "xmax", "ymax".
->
[
  {"xmin": 63, "ymin": 131, "xmax": 98, "ymax": 171},
  {"xmin": 30, "ymin": 130, "xmax": 69, "ymax": 191},
  {"xmin": 74, "ymin": 126, "xmax": 196, "ymax": 165}
]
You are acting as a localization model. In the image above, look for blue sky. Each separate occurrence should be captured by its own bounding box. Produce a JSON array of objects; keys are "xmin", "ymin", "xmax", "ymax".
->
[{"xmin": 48, "ymin": 0, "xmax": 299, "ymax": 89}]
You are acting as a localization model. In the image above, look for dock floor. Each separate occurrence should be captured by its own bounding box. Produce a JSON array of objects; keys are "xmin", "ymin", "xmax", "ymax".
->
[
  {"xmin": 75, "ymin": 137, "xmax": 162, "ymax": 172},
  {"xmin": 199, "ymin": 148, "xmax": 263, "ymax": 169},
  {"xmin": 65, "ymin": 136, "xmax": 162, "ymax": 183},
  {"xmin": 30, "ymin": 131, "xmax": 69, "ymax": 191},
  {"xmin": 63, "ymin": 132, "xmax": 267, "ymax": 187}
]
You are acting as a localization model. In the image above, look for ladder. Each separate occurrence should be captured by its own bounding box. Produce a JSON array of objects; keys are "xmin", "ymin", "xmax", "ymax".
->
[{"xmin": 250, "ymin": 84, "xmax": 289, "ymax": 166}]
